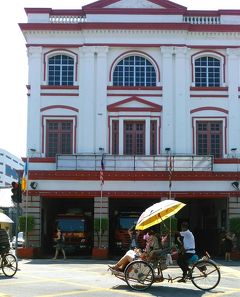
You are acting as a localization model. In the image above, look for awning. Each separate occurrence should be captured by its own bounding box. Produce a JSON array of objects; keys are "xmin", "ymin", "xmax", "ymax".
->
[{"xmin": 0, "ymin": 212, "xmax": 13, "ymax": 223}]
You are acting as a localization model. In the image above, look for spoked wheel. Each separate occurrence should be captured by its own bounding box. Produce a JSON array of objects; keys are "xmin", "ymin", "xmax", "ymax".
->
[
  {"xmin": 1, "ymin": 253, "xmax": 18, "ymax": 277},
  {"xmin": 191, "ymin": 260, "xmax": 220, "ymax": 291},
  {"xmin": 125, "ymin": 260, "xmax": 154, "ymax": 291}
]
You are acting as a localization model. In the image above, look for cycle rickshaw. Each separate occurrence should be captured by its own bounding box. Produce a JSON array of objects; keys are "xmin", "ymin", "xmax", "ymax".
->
[
  {"xmin": 109, "ymin": 200, "xmax": 221, "ymax": 291},
  {"xmin": 0, "ymin": 229, "xmax": 18, "ymax": 277}
]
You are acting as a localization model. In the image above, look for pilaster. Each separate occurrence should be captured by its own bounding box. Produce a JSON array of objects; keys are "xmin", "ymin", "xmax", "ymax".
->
[
  {"xmin": 27, "ymin": 46, "xmax": 42, "ymax": 154},
  {"xmin": 174, "ymin": 46, "xmax": 190, "ymax": 154},
  {"xmin": 160, "ymin": 46, "xmax": 174, "ymax": 152},
  {"xmin": 79, "ymin": 46, "xmax": 96, "ymax": 153},
  {"xmin": 95, "ymin": 46, "xmax": 109, "ymax": 153},
  {"xmin": 226, "ymin": 48, "xmax": 240, "ymax": 152}
]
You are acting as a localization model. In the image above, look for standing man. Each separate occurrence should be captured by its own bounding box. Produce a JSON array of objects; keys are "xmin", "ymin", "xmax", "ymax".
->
[{"xmin": 176, "ymin": 221, "xmax": 196, "ymax": 282}]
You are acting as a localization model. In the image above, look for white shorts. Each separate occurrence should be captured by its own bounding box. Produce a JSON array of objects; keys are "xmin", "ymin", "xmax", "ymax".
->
[{"xmin": 126, "ymin": 250, "xmax": 136, "ymax": 259}]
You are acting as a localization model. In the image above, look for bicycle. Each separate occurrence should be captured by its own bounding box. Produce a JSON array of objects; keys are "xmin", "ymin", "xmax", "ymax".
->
[
  {"xmin": 109, "ymin": 250, "xmax": 221, "ymax": 291},
  {"xmin": 0, "ymin": 229, "xmax": 18, "ymax": 277}
]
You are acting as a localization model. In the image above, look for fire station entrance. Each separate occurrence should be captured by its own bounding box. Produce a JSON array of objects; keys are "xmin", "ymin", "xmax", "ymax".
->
[
  {"xmin": 109, "ymin": 197, "xmax": 227, "ymax": 256},
  {"xmin": 41, "ymin": 198, "xmax": 94, "ymax": 255}
]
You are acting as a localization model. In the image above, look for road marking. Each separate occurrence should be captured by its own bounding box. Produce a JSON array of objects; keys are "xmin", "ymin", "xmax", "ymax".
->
[{"xmin": 206, "ymin": 288, "xmax": 240, "ymax": 297}]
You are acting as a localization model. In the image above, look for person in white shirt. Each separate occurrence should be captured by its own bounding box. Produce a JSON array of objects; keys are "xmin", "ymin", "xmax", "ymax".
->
[{"xmin": 176, "ymin": 221, "xmax": 196, "ymax": 282}]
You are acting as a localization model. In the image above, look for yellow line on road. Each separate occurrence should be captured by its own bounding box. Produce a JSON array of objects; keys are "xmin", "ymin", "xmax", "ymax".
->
[
  {"xmin": 206, "ymin": 288, "xmax": 240, "ymax": 297},
  {"xmin": 37, "ymin": 287, "xmax": 150, "ymax": 297}
]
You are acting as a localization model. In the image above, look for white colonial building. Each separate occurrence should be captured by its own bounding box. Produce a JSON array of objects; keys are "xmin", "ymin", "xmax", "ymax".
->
[{"xmin": 19, "ymin": 0, "xmax": 240, "ymax": 256}]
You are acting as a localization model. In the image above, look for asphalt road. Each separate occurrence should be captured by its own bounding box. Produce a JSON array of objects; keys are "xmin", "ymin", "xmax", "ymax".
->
[{"xmin": 0, "ymin": 258, "xmax": 240, "ymax": 297}]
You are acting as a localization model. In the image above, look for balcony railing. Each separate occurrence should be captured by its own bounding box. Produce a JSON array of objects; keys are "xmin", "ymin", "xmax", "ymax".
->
[
  {"xmin": 56, "ymin": 154, "xmax": 213, "ymax": 171},
  {"xmin": 183, "ymin": 16, "xmax": 221, "ymax": 25},
  {"xmin": 49, "ymin": 15, "xmax": 86, "ymax": 23}
]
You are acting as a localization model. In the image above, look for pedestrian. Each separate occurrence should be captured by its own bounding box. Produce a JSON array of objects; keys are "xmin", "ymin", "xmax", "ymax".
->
[
  {"xmin": 222, "ymin": 232, "xmax": 235, "ymax": 261},
  {"xmin": 128, "ymin": 224, "xmax": 140, "ymax": 249},
  {"xmin": 53, "ymin": 228, "xmax": 66, "ymax": 260}
]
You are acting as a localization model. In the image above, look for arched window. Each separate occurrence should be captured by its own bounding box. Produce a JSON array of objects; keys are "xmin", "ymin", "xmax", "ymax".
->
[
  {"xmin": 113, "ymin": 56, "xmax": 156, "ymax": 87},
  {"xmin": 195, "ymin": 56, "xmax": 220, "ymax": 87},
  {"xmin": 48, "ymin": 55, "xmax": 74, "ymax": 86}
]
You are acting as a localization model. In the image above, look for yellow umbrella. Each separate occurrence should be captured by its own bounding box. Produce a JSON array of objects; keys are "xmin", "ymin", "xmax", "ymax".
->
[{"xmin": 135, "ymin": 199, "xmax": 186, "ymax": 230}]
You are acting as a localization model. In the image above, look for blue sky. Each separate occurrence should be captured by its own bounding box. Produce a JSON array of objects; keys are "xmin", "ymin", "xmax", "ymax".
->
[{"xmin": 0, "ymin": 0, "xmax": 239, "ymax": 159}]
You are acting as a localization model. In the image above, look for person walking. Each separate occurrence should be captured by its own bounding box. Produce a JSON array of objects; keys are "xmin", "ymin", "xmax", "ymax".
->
[
  {"xmin": 128, "ymin": 224, "xmax": 140, "ymax": 249},
  {"xmin": 53, "ymin": 228, "xmax": 66, "ymax": 260},
  {"xmin": 222, "ymin": 232, "xmax": 235, "ymax": 261}
]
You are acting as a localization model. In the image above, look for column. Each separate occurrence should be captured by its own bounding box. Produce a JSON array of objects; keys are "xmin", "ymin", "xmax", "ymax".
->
[
  {"xmin": 174, "ymin": 47, "xmax": 190, "ymax": 154},
  {"xmin": 94, "ymin": 196, "xmax": 109, "ymax": 248},
  {"xmin": 79, "ymin": 46, "xmax": 96, "ymax": 153},
  {"xmin": 95, "ymin": 46, "xmax": 109, "ymax": 152},
  {"xmin": 27, "ymin": 46, "xmax": 42, "ymax": 153},
  {"xmin": 119, "ymin": 118, "xmax": 124, "ymax": 155},
  {"xmin": 145, "ymin": 117, "xmax": 150, "ymax": 155},
  {"xmin": 160, "ymin": 47, "xmax": 174, "ymax": 152},
  {"xmin": 227, "ymin": 48, "xmax": 240, "ymax": 151}
]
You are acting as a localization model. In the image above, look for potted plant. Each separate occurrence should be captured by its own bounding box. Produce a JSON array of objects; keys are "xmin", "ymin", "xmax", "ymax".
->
[
  {"xmin": 92, "ymin": 217, "xmax": 109, "ymax": 259},
  {"xmin": 17, "ymin": 215, "xmax": 38, "ymax": 259}
]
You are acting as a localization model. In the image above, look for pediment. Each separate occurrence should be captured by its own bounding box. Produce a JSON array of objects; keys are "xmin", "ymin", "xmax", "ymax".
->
[
  {"xmin": 83, "ymin": 0, "xmax": 186, "ymax": 11},
  {"xmin": 107, "ymin": 96, "xmax": 162, "ymax": 112}
]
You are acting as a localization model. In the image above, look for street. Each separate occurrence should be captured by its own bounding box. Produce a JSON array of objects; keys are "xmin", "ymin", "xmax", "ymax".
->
[{"xmin": 0, "ymin": 258, "xmax": 240, "ymax": 297}]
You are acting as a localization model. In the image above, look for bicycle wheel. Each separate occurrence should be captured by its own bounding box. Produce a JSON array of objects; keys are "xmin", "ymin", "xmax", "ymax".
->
[
  {"xmin": 191, "ymin": 260, "xmax": 220, "ymax": 291},
  {"xmin": 1, "ymin": 253, "xmax": 18, "ymax": 277},
  {"xmin": 125, "ymin": 260, "xmax": 154, "ymax": 291}
]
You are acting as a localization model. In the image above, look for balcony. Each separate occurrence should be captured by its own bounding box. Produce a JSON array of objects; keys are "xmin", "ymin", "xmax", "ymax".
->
[{"xmin": 56, "ymin": 154, "xmax": 213, "ymax": 172}]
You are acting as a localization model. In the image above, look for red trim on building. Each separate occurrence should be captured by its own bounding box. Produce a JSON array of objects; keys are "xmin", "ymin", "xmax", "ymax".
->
[
  {"xmin": 40, "ymin": 105, "xmax": 79, "ymax": 112},
  {"xmin": 191, "ymin": 107, "xmax": 228, "ymax": 114},
  {"xmin": 107, "ymin": 86, "xmax": 162, "ymax": 90},
  {"xmin": 190, "ymin": 87, "xmax": 228, "ymax": 91},
  {"xmin": 107, "ymin": 96, "xmax": 162, "ymax": 112},
  {"xmin": 28, "ymin": 189, "xmax": 235, "ymax": 199},
  {"xmin": 41, "ymin": 85, "xmax": 79, "ymax": 90},
  {"xmin": 41, "ymin": 93, "xmax": 79, "ymax": 96},
  {"xmin": 83, "ymin": 0, "xmax": 187, "ymax": 11},
  {"xmin": 108, "ymin": 93, "xmax": 162, "ymax": 97},
  {"xmin": 19, "ymin": 23, "xmax": 240, "ymax": 32},
  {"xmin": 28, "ymin": 170, "xmax": 240, "ymax": 181}
]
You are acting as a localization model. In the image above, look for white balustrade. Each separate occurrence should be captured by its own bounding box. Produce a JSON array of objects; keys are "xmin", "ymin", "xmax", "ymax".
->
[
  {"xmin": 49, "ymin": 15, "xmax": 86, "ymax": 23},
  {"xmin": 183, "ymin": 16, "xmax": 220, "ymax": 25}
]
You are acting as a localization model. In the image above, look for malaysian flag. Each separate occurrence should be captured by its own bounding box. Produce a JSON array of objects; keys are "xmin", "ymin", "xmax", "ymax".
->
[{"xmin": 100, "ymin": 155, "xmax": 104, "ymax": 186}]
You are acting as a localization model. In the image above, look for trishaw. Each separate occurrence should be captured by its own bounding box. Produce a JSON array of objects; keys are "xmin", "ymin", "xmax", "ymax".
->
[
  {"xmin": 109, "ymin": 200, "xmax": 221, "ymax": 291},
  {"xmin": 0, "ymin": 229, "xmax": 18, "ymax": 277}
]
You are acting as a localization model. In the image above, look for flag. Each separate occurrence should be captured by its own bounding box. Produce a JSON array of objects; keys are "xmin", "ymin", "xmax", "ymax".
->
[
  {"xmin": 100, "ymin": 155, "xmax": 104, "ymax": 186},
  {"xmin": 21, "ymin": 161, "xmax": 28, "ymax": 191}
]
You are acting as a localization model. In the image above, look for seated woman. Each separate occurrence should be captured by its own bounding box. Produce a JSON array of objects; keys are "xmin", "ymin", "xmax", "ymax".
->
[{"xmin": 109, "ymin": 230, "xmax": 160, "ymax": 271}]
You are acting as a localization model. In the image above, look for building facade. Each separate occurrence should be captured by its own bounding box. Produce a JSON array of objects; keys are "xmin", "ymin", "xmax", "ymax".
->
[
  {"xmin": 0, "ymin": 149, "xmax": 24, "ymax": 188},
  {"xmin": 19, "ymin": 0, "xmax": 240, "ymax": 255}
]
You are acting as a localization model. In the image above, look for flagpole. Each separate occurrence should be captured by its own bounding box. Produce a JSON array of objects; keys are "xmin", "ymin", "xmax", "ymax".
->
[
  {"xmin": 25, "ymin": 154, "xmax": 29, "ymax": 247},
  {"xmin": 99, "ymin": 182, "xmax": 103, "ymax": 248},
  {"xmin": 99, "ymin": 150, "xmax": 104, "ymax": 248},
  {"xmin": 165, "ymin": 148, "xmax": 172, "ymax": 246}
]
